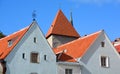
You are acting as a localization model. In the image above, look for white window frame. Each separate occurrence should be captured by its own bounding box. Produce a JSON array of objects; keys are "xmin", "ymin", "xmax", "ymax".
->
[
  {"xmin": 65, "ymin": 69, "xmax": 72, "ymax": 74},
  {"xmin": 100, "ymin": 56, "xmax": 109, "ymax": 68}
]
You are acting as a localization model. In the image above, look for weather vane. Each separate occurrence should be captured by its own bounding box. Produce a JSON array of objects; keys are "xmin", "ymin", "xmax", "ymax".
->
[{"xmin": 32, "ymin": 10, "xmax": 36, "ymax": 21}]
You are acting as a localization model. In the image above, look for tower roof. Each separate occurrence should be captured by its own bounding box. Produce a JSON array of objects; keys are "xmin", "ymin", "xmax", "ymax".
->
[{"xmin": 46, "ymin": 10, "xmax": 80, "ymax": 38}]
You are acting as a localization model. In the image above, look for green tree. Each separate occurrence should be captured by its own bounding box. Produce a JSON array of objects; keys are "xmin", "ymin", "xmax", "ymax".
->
[{"xmin": 0, "ymin": 31, "xmax": 6, "ymax": 39}]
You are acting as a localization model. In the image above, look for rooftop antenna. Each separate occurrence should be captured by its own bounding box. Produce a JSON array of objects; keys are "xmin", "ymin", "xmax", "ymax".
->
[{"xmin": 32, "ymin": 10, "xmax": 36, "ymax": 21}]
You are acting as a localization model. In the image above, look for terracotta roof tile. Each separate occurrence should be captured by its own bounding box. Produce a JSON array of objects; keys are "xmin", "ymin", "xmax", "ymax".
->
[
  {"xmin": 46, "ymin": 10, "xmax": 80, "ymax": 38},
  {"xmin": 54, "ymin": 31, "xmax": 102, "ymax": 62},
  {"xmin": 0, "ymin": 26, "xmax": 29, "ymax": 59},
  {"xmin": 114, "ymin": 43, "xmax": 120, "ymax": 53}
]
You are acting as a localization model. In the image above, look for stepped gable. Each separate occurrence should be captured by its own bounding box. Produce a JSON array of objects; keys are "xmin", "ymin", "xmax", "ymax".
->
[
  {"xmin": 46, "ymin": 10, "xmax": 80, "ymax": 38},
  {"xmin": 54, "ymin": 31, "xmax": 102, "ymax": 62},
  {"xmin": 0, "ymin": 26, "xmax": 30, "ymax": 59}
]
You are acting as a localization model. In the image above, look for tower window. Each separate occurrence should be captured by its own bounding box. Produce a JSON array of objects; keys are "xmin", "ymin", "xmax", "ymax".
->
[
  {"xmin": 30, "ymin": 52, "xmax": 39, "ymax": 63},
  {"xmin": 101, "ymin": 42, "xmax": 105, "ymax": 47},
  {"xmin": 101, "ymin": 56, "xmax": 109, "ymax": 68},
  {"xmin": 34, "ymin": 37, "xmax": 37, "ymax": 43}
]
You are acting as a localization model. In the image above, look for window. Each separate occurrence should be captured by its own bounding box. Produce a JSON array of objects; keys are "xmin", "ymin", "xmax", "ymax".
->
[
  {"xmin": 101, "ymin": 56, "xmax": 109, "ymax": 67},
  {"xmin": 30, "ymin": 52, "xmax": 39, "ymax": 63},
  {"xmin": 8, "ymin": 39, "xmax": 13, "ymax": 47},
  {"xmin": 44, "ymin": 55, "xmax": 47, "ymax": 61},
  {"xmin": 101, "ymin": 42, "xmax": 105, "ymax": 47},
  {"xmin": 65, "ymin": 69, "xmax": 72, "ymax": 74},
  {"xmin": 34, "ymin": 37, "xmax": 37, "ymax": 43},
  {"xmin": 22, "ymin": 53, "xmax": 25, "ymax": 59}
]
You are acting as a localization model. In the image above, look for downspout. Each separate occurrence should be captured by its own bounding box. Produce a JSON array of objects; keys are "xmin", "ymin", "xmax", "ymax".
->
[{"xmin": 0, "ymin": 59, "xmax": 6, "ymax": 74}]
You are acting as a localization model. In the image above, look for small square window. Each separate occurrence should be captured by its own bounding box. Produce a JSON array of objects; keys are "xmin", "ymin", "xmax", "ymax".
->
[
  {"xmin": 30, "ymin": 52, "xmax": 39, "ymax": 63},
  {"xmin": 101, "ymin": 56, "xmax": 109, "ymax": 68},
  {"xmin": 65, "ymin": 69, "xmax": 72, "ymax": 74}
]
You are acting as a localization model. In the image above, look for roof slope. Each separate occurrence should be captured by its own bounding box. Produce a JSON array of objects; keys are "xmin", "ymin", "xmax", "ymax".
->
[
  {"xmin": 54, "ymin": 31, "xmax": 102, "ymax": 62},
  {"xmin": 0, "ymin": 26, "xmax": 29, "ymax": 59},
  {"xmin": 46, "ymin": 10, "xmax": 80, "ymax": 38}
]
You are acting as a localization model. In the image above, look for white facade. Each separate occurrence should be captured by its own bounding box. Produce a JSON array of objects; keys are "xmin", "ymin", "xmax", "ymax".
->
[
  {"xmin": 4, "ymin": 21, "xmax": 57, "ymax": 74},
  {"xmin": 80, "ymin": 31, "xmax": 120, "ymax": 74},
  {"xmin": 57, "ymin": 62, "xmax": 81, "ymax": 74}
]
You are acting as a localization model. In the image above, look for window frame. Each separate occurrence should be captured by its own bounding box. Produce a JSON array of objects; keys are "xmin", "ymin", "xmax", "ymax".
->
[
  {"xmin": 100, "ymin": 56, "xmax": 109, "ymax": 68},
  {"xmin": 30, "ymin": 52, "xmax": 39, "ymax": 63},
  {"xmin": 65, "ymin": 69, "xmax": 72, "ymax": 74}
]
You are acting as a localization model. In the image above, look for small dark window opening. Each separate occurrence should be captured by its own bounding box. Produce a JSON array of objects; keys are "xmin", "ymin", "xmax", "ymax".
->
[
  {"xmin": 44, "ymin": 55, "xmax": 47, "ymax": 61},
  {"xmin": 23, "ymin": 53, "xmax": 25, "ymax": 59},
  {"xmin": 101, "ymin": 42, "xmax": 105, "ymax": 47},
  {"xmin": 65, "ymin": 69, "xmax": 72, "ymax": 74},
  {"xmin": 34, "ymin": 37, "xmax": 37, "ymax": 43},
  {"xmin": 101, "ymin": 56, "xmax": 109, "ymax": 67}
]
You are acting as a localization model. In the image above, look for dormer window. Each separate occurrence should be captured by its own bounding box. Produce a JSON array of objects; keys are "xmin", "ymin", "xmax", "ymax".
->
[{"xmin": 8, "ymin": 39, "xmax": 13, "ymax": 47}]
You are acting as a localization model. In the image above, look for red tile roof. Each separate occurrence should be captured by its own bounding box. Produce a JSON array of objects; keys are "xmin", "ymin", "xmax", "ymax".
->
[
  {"xmin": 114, "ymin": 43, "xmax": 120, "ymax": 53},
  {"xmin": 54, "ymin": 31, "xmax": 102, "ymax": 62},
  {"xmin": 46, "ymin": 10, "xmax": 80, "ymax": 38},
  {"xmin": 0, "ymin": 26, "xmax": 29, "ymax": 59}
]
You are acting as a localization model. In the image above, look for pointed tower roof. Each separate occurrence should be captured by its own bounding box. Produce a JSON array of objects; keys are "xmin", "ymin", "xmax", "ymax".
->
[{"xmin": 46, "ymin": 10, "xmax": 80, "ymax": 38}]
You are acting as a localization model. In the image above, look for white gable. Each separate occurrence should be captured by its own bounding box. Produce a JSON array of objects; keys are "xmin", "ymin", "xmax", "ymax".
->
[
  {"xmin": 80, "ymin": 31, "xmax": 120, "ymax": 74},
  {"xmin": 5, "ymin": 21, "xmax": 57, "ymax": 74}
]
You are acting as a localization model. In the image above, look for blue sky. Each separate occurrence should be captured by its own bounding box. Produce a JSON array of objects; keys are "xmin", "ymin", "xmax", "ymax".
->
[{"xmin": 0, "ymin": 0, "xmax": 120, "ymax": 41}]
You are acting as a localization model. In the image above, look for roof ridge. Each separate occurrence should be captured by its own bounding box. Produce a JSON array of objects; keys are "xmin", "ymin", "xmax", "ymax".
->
[{"xmin": 0, "ymin": 26, "xmax": 29, "ymax": 41}]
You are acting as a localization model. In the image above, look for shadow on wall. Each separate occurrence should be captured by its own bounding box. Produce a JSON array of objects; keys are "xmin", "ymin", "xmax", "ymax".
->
[{"xmin": 81, "ymin": 65, "xmax": 91, "ymax": 74}]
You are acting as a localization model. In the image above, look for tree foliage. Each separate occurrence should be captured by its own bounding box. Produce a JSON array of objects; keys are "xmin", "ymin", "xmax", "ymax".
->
[{"xmin": 0, "ymin": 32, "xmax": 6, "ymax": 39}]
